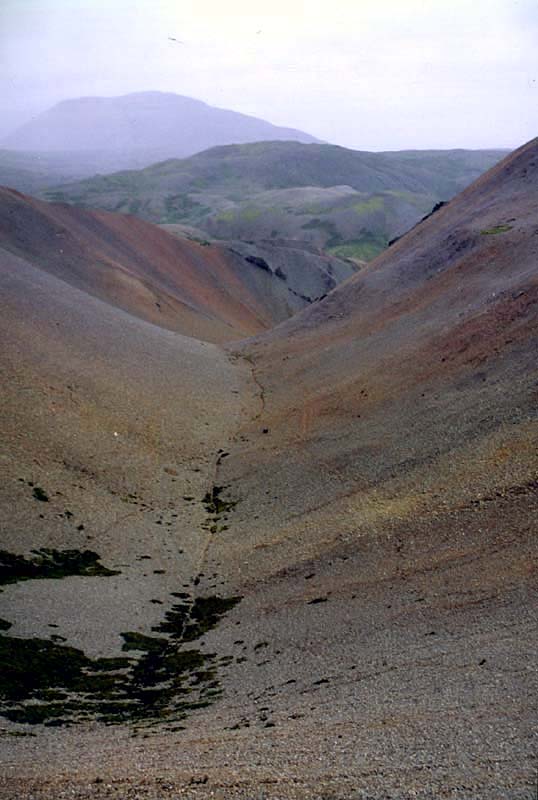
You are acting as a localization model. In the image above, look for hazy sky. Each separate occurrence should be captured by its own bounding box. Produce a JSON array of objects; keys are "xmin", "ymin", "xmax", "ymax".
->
[{"xmin": 1, "ymin": 0, "xmax": 537, "ymax": 150}]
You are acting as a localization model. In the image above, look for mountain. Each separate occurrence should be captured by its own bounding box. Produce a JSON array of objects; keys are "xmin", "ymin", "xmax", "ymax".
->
[
  {"xmin": 46, "ymin": 141, "xmax": 507, "ymax": 261},
  {"xmin": 0, "ymin": 140, "xmax": 536, "ymax": 798},
  {"xmin": 0, "ymin": 186, "xmax": 355, "ymax": 342},
  {"xmin": 1, "ymin": 92, "xmax": 320, "ymax": 167}
]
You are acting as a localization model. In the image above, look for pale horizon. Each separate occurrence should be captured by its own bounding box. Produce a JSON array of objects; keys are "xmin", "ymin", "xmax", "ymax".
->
[{"xmin": 1, "ymin": 0, "xmax": 537, "ymax": 152}]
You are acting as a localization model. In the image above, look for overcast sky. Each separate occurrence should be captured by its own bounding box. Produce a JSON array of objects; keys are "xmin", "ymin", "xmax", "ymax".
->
[{"xmin": 1, "ymin": 0, "xmax": 537, "ymax": 150}]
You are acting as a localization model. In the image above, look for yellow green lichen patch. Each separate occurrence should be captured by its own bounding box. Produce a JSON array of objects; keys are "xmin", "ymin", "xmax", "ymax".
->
[{"xmin": 480, "ymin": 224, "xmax": 513, "ymax": 235}]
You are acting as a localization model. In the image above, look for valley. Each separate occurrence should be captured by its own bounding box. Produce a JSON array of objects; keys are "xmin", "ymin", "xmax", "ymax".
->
[
  {"xmin": 0, "ymin": 96, "xmax": 506, "ymax": 268},
  {"xmin": 0, "ymin": 137, "xmax": 536, "ymax": 798}
]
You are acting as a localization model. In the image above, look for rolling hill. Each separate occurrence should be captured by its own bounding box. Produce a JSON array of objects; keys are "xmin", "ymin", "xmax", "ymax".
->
[
  {"xmin": 46, "ymin": 141, "xmax": 507, "ymax": 262},
  {"xmin": 0, "ymin": 139, "xmax": 536, "ymax": 799}
]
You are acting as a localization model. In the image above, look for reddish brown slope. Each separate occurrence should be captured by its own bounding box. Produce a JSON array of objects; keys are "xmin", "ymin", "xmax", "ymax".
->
[
  {"xmin": 219, "ymin": 137, "xmax": 538, "ymax": 566},
  {"xmin": 0, "ymin": 187, "xmax": 297, "ymax": 342},
  {"xmin": 170, "ymin": 139, "xmax": 538, "ymax": 797}
]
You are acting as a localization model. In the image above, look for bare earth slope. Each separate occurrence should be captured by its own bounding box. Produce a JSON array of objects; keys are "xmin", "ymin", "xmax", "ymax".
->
[
  {"xmin": 0, "ymin": 142, "xmax": 537, "ymax": 799},
  {"xmin": 225, "ymin": 138, "xmax": 538, "ymax": 568},
  {"xmin": 0, "ymin": 249, "xmax": 261, "ymax": 783},
  {"xmin": 0, "ymin": 187, "xmax": 354, "ymax": 342},
  {"xmin": 209, "ymin": 139, "xmax": 538, "ymax": 796}
]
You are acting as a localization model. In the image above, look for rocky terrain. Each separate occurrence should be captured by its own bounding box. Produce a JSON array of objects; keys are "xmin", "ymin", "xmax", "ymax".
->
[{"xmin": 0, "ymin": 139, "xmax": 536, "ymax": 799}]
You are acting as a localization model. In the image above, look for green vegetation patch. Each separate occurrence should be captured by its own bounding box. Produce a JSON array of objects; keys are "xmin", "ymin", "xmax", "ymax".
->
[
  {"xmin": 0, "ymin": 548, "xmax": 120, "ymax": 587},
  {"xmin": 154, "ymin": 595, "xmax": 242, "ymax": 642},
  {"xmin": 202, "ymin": 486, "xmax": 237, "ymax": 516},
  {"xmin": 297, "ymin": 202, "xmax": 325, "ymax": 215},
  {"xmin": 0, "ymin": 634, "xmax": 127, "ymax": 704},
  {"xmin": 121, "ymin": 632, "xmax": 167, "ymax": 652},
  {"xmin": 353, "ymin": 195, "xmax": 384, "ymax": 215},
  {"xmin": 201, "ymin": 486, "xmax": 238, "ymax": 536},
  {"xmin": 480, "ymin": 224, "xmax": 513, "ymax": 235},
  {"xmin": 328, "ymin": 231, "xmax": 388, "ymax": 262},
  {"xmin": 0, "ymin": 591, "xmax": 242, "ymax": 727},
  {"xmin": 162, "ymin": 194, "xmax": 210, "ymax": 224},
  {"xmin": 215, "ymin": 209, "xmax": 236, "ymax": 223},
  {"xmin": 184, "ymin": 596, "xmax": 242, "ymax": 641},
  {"xmin": 240, "ymin": 205, "xmax": 262, "ymax": 222}
]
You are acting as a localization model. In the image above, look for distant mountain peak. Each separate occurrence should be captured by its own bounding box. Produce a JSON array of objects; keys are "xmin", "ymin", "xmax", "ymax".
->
[
  {"xmin": 2, "ymin": 92, "xmax": 320, "ymax": 162},
  {"xmin": 55, "ymin": 91, "xmax": 211, "ymax": 107}
]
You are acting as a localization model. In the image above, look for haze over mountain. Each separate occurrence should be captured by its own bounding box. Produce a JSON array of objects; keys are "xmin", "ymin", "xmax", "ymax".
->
[
  {"xmin": 47, "ymin": 141, "xmax": 506, "ymax": 262},
  {"xmin": 0, "ymin": 148, "xmax": 151, "ymax": 194},
  {"xmin": 2, "ymin": 1, "xmax": 535, "ymax": 151},
  {"xmin": 1, "ymin": 92, "xmax": 320, "ymax": 170},
  {"xmin": 0, "ymin": 136, "xmax": 536, "ymax": 799},
  {"xmin": 0, "ymin": 96, "xmax": 506, "ymax": 266}
]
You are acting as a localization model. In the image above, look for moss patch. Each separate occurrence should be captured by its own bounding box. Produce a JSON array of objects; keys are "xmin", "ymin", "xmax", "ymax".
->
[
  {"xmin": 328, "ymin": 231, "xmax": 387, "ymax": 262},
  {"xmin": 154, "ymin": 595, "xmax": 241, "ymax": 642},
  {"xmin": 0, "ymin": 548, "xmax": 120, "ymax": 587},
  {"xmin": 202, "ymin": 486, "xmax": 237, "ymax": 516},
  {"xmin": 480, "ymin": 224, "xmax": 513, "ymax": 235},
  {"xmin": 121, "ymin": 632, "xmax": 167, "ymax": 652},
  {"xmin": 201, "ymin": 486, "xmax": 238, "ymax": 536},
  {"xmin": 0, "ymin": 592, "xmax": 241, "ymax": 727},
  {"xmin": 353, "ymin": 195, "xmax": 384, "ymax": 215}
]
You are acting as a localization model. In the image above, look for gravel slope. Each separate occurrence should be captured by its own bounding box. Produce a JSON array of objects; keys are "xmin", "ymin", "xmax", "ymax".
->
[{"xmin": 1, "ymin": 141, "xmax": 537, "ymax": 799}]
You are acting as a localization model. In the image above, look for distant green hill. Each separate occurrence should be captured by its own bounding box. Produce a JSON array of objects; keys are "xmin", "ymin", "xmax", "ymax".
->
[{"xmin": 42, "ymin": 142, "xmax": 508, "ymax": 262}]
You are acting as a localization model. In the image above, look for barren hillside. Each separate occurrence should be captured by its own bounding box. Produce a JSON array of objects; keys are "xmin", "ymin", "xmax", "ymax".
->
[
  {"xmin": 0, "ymin": 141, "xmax": 536, "ymax": 799},
  {"xmin": 0, "ymin": 187, "xmax": 354, "ymax": 342}
]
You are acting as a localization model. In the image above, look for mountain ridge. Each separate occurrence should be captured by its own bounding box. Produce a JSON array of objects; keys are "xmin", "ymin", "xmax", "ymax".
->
[{"xmin": 2, "ymin": 92, "xmax": 320, "ymax": 166}]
